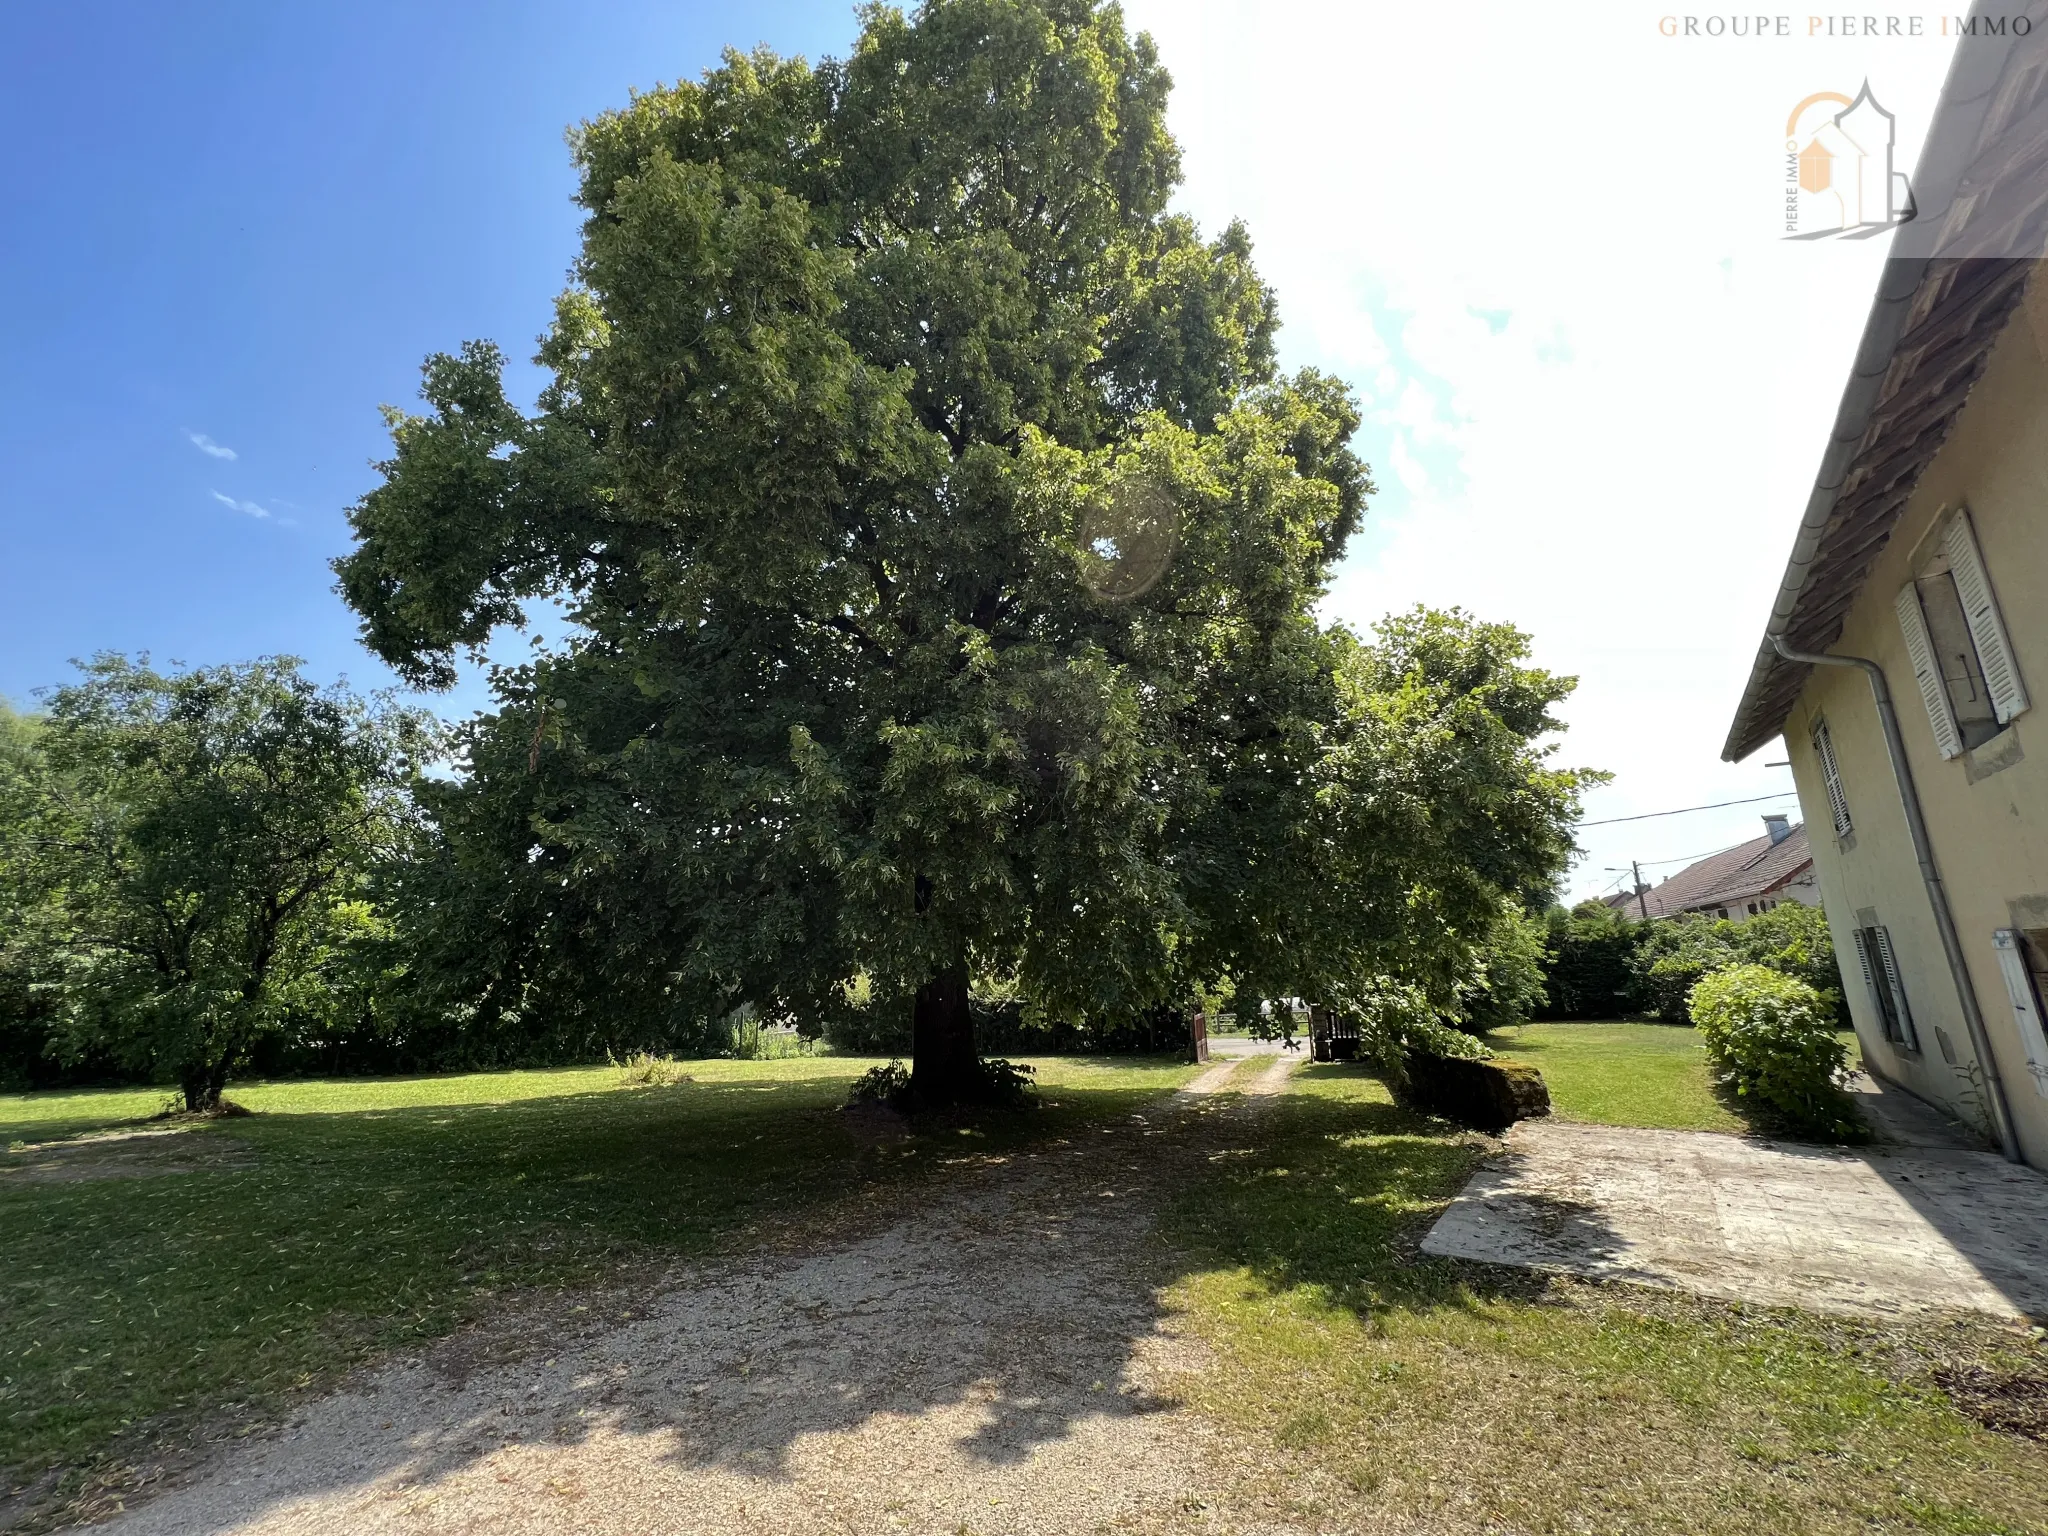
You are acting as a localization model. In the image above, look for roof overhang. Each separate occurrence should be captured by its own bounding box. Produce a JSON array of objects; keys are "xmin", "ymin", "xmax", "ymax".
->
[{"xmin": 1724, "ymin": 9, "xmax": 2048, "ymax": 762}]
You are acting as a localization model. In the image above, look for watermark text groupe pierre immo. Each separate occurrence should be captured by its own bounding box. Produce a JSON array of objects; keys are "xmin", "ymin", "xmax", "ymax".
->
[{"xmin": 1660, "ymin": 13, "xmax": 2032, "ymax": 35}]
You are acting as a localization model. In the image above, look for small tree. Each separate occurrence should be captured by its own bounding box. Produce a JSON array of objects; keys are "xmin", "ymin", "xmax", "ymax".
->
[{"xmin": 11, "ymin": 657, "xmax": 435, "ymax": 1110}]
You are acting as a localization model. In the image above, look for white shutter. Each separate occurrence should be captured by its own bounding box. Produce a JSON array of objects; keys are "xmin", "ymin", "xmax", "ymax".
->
[
  {"xmin": 1942, "ymin": 510, "xmax": 2029, "ymax": 723},
  {"xmin": 1871, "ymin": 926, "xmax": 1918, "ymax": 1051},
  {"xmin": 1991, "ymin": 929, "xmax": 2048, "ymax": 1097},
  {"xmin": 1811, "ymin": 719, "xmax": 1852, "ymax": 837},
  {"xmin": 1852, "ymin": 927, "xmax": 1892, "ymax": 1040},
  {"xmin": 1895, "ymin": 582, "xmax": 1964, "ymax": 758}
]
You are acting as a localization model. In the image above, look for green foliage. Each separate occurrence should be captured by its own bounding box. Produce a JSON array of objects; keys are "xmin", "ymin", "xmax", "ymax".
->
[
  {"xmin": 333, "ymin": 2, "xmax": 1590, "ymax": 1098},
  {"xmin": 1537, "ymin": 902, "xmax": 1644, "ymax": 1020},
  {"xmin": 1537, "ymin": 901, "xmax": 1846, "ymax": 1028},
  {"xmin": 1688, "ymin": 965, "xmax": 1862, "ymax": 1139},
  {"xmin": 822, "ymin": 981, "xmax": 913, "ymax": 1055},
  {"xmin": 611, "ymin": 1050, "xmax": 694, "ymax": 1086},
  {"xmin": 846, "ymin": 1058, "xmax": 913, "ymax": 1106},
  {"xmin": 1345, "ymin": 980, "xmax": 1487, "ymax": 1091},
  {"xmin": 844, "ymin": 1052, "xmax": 1034, "ymax": 1111},
  {"xmin": 0, "ymin": 701, "xmax": 67, "ymax": 1089},
  {"xmin": 1725, "ymin": 901, "xmax": 1844, "ymax": 1011},
  {"xmin": 1452, "ymin": 905, "xmax": 1548, "ymax": 1034},
  {"xmin": 974, "ymin": 1056, "xmax": 1039, "ymax": 1108},
  {"xmin": 1637, "ymin": 926, "xmax": 1739, "ymax": 1024},
  {"xmin": 1, "ymin": 657, "xmax": 436, "ymax": 1110},
  {"xmin": 1633, "ymin": 906, "xmax": 1847, "ymax": 1026}
]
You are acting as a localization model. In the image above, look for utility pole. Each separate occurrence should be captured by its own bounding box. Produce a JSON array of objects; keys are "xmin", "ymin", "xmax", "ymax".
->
[{"xmin": 1633, "ymin": 860, "xmax": 1649, "ymax": 920}]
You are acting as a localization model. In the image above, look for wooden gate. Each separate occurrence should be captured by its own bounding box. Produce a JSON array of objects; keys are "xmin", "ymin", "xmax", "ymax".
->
[{"xmin": 1309, "ymin": 1005, "xmax": 1360, "ymax": 1063}]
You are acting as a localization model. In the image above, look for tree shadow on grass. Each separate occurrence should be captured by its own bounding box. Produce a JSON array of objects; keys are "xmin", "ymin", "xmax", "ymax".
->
[
  {"xmin": 5, "ymin": 1066, "xmax": 1207, "ymax": 1531},
  {"xmin": 1158, "ymin": 1061, "xmax": 1590, "ymax": 1323},
  {"xmin": 14, "ymin": 1058, "xmax": 1638, "ymax": 1534}
]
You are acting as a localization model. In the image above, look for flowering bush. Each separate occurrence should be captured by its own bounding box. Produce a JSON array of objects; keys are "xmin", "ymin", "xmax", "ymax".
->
[{"xmin": 1688, "ymin": 965, "xmax": 1862, "ymax": 1139}]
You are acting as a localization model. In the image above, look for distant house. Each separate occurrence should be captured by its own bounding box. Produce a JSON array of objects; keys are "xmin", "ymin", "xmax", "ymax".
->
[
  {"xmin": 1606, "ymin": 816, "xmax": 1819, "ymax": 920},
  {"xmin": 1722, "ymin": 21, "xmax": 2048, "ymax": 1167}
]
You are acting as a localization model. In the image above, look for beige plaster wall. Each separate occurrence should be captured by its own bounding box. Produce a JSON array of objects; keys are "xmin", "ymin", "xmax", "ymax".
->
[{"xmin": 1785, "ymin": 305, "xmax": 2048, "ymax": 1163}]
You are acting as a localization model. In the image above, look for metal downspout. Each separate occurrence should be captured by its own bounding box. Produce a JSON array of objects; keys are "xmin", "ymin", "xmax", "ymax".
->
[{"xmin": 1771, "ymin": 636, "xmax": 2022, "ymax": 1162}]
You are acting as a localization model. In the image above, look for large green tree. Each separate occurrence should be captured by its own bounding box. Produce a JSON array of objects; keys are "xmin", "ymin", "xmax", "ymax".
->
[
  {"xmin": 7, "ymin": 657, "xmax": 434, "ymax": 1110},
  {"xmin": 339, "ymin": 0, "xmax": 1587, "ymax": 1102}
]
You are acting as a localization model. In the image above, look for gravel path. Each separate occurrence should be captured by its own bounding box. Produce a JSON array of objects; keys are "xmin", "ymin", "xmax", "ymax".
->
[{"xmin": 99, "ymin": 1056, "xmax": 1303, "ymax": 1536}]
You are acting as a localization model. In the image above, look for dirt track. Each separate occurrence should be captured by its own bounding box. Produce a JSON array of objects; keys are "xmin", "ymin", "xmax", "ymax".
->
[{"xmin": 97, "ymin": 1056, "xmax": 1302, "ymax": 1536}]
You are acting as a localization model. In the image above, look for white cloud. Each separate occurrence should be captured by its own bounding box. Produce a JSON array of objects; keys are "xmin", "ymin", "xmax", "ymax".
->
[
  {"xmin": 1123, "ymin": 0, "xmax": 1959, "ymax": 900},
  {"xmin": 1387, "ymin": 433, "xmax": 1430, "ymax": 494},
  {"xmin": 186, "ymin": 431, "xmax": 238, "ymax": 460},
  {"xmin": 211, "ymin": 491, "xmax": 270, "ymax": 519}
]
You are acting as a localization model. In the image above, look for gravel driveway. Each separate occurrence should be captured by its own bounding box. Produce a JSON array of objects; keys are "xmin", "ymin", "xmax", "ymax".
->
[{"xmin": 97, "ymin": 1057, "xmax": 1302, "ymax": 1536}]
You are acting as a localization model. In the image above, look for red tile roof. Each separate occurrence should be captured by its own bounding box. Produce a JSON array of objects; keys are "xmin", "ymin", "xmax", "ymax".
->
[{"xmin": 1605, "ymin": 825, "xmax": 1813, "ymax": 919}]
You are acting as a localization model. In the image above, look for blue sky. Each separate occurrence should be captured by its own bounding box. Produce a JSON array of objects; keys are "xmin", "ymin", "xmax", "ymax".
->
[
  {"xmin": 1, "ymin": 1, "xmax": 1969, "ymax": 898},
  {"xmin": 0, "ymin": 0, "xmax": 858, "ymax": 716}
]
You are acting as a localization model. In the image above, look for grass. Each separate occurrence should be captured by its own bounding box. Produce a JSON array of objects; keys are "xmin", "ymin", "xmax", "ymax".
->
[
  {"xmin": 1483, "ymin": 1019, "xmax": 1744, "ymax": 1131},
  {"xmin": 0, "ymin": 1053, "xmax": 1193, "ymax": 1505},
  {"xmin": 1485, "ymin": 1020, "xmax": 1867, "ymax": 1135},
  {"xmin": 1160, "ymin": 1064, "xmax": 2048, "ymax": 1535}
]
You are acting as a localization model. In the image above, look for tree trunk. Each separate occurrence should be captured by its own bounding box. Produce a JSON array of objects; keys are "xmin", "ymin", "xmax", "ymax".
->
[
  {"xmin": 909, "ymin": 960, "xmax": 977, "ymax": 1106},
  {"xmin": 181, "ymin": 1060, "xmax": 229, "ymax": 1115}
]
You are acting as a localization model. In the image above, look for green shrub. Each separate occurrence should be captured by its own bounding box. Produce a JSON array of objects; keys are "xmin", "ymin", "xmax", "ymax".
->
[
  {"xmin": 1633, "ymin": 917, "xmax": 1739, "ymax": 1022},
  {"xmin": 843, "ymin": 1055, "xmax": 1035, "ymax": 1112},
  {"xmin": 1453, "ymin": 907, "xmax": 1549, "ymax": 1033},
  {"xmin": 1643, "ymin": 945, "xmax": 1736, "ymax": 1023},
  {"xmin": 1537, "ymin": 900, "xmax": 1849, "ymax": 1027},
  {"xmin": 1688, "ymin": 965, "xmax": 1862, "ymax": 1139},
  {"xmin": 845, "ymin": 1058, "xmax": 912, "ymax": 1106},
  {"xmin": 1537, "ymin": 902, "xmax": 1643, "ymax": 1019},
  {"xmin": 1727, "ymin": 902, "xmax": 1846, "ymax": 1023},
  {"xmin": 610, "ymin": 1050, "xmax": 693, "ymax": 1087}
]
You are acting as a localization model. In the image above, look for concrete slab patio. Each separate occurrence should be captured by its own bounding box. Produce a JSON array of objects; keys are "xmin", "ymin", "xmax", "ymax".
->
[{"xmin": 1421, "ymin": 1080, "xmax": 2048, "ymax": 1320}]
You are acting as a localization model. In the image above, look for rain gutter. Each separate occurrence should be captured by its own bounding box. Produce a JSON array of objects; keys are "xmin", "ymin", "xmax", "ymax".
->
[{"xmin": 1771, "ymin": 636, "xmax": 2022, "ymax": 1163}]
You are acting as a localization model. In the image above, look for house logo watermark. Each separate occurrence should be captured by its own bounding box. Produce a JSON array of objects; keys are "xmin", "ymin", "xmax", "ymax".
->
[{"xmin": 1783, "ymin": 82, "xmax": 1917, "ymax": 239}]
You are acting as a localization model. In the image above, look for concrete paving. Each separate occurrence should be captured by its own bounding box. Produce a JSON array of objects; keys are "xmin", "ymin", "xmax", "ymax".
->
[{"xmin": 1421, "ymin": 1081, "xmax": 2048, "ymax": 1320}]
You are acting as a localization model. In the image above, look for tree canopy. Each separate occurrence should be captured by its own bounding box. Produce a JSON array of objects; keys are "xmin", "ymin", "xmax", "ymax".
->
[
  {"xmin": 2, "ymin": 657, "xmax": 434, "ymax": 1110},
  {"xmin": 337, "ymin": 0, "xmax": 1590, "ymax": 1101}
]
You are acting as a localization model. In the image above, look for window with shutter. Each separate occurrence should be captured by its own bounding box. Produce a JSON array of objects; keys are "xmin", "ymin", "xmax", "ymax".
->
[
  {"xmin": 1811, "ymin": 718, "xmax": 1851, "ymax": 837},
  {"xmin": 1895, "ymin": 581, "xmax": 1966, "ymax": 757},
  {"xmin": 1991, "ymin": 929, "xmax": 2048, "ymax": 1098},
  {"xmin": 1870, "ymin": 925, "xmax": 1918, "ymax": 1051},
  {"xmin": 1941, "ymin": 509, "xmax": 2029, "ymax": 725},
  {"xmin": 1855, "ymin": 925, "xmax": 1914, "ymax": 1047},
  {"xmin": 1852, "ymin": 928, "xmax": 1891, "ymax": 1036}
]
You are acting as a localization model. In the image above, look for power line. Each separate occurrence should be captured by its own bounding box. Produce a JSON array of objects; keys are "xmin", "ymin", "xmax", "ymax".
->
[
  {"xmin": 1627, "ymin": 842, "xmax": 1745, "ymax": 870},
  {"xmin": 1577, "ymin": 791, "xmax": 1799, "ymax": 827}
]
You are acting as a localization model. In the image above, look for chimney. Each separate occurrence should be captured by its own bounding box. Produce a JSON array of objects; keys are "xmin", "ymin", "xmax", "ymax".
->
[{"xmin": 1762, "ymin": 813, "xmax": 1791, "ymax": 845}]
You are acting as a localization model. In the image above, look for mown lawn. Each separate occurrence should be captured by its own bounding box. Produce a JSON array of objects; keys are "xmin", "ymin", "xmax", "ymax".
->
[
  {"xmin": 1484, "ymin": 1019, "xmax": 1866, "ymax": 1134},
  {"xmin": 0, "ymin": 1054, "xmax": 1192, "ymax": 1505},
  {"xmin": 1161, "ymin": 1064, "xmax": 2048, "ymax": 1536},
  {"xmin": 1483, "ymin": 1019, "xmax": 1744, "ymax": 1131}
]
